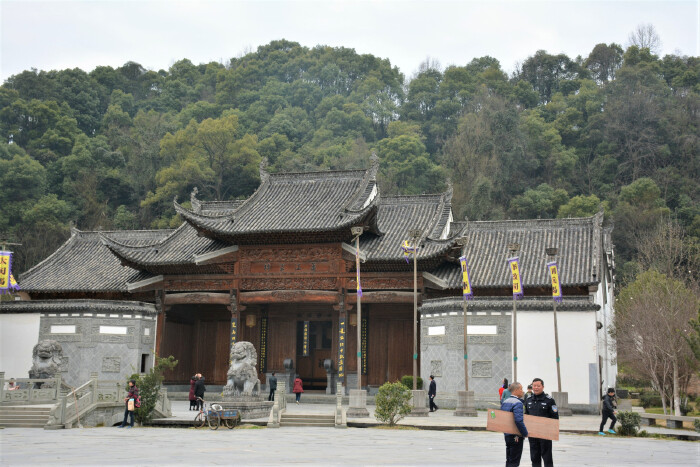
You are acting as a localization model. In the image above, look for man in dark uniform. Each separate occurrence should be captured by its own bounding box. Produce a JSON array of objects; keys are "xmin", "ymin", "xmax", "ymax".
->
[
  {"xmin": 525, "ymin": 378, "xmax": 558, "ymax": 467},
  {"xmin": 428, "ymin": 375, "xmax": 438, "ymax": 412},
  {"xmin": 501, "ymin": 382, "xmax": 528, "ymax": 466},
  {"xmin": 268, "ymin": 372, "xmax": 278, "ymax": 401}
]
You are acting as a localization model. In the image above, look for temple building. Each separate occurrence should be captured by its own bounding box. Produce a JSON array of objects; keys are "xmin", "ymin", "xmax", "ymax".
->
[{"xmin": 0, "ymin": 156, "xmax": 615, "ymax": 411}]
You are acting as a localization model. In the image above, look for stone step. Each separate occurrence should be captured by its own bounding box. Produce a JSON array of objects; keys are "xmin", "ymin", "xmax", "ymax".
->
[
  {"xmin": 0, "ymin": 415, "xmax": 50, "ymax": 422},
  {"xmin": 280, "ymin": 422, "xmax": 335, "ymax": 427},
  {"xmin": 0, "ymin": 407, "xmax": 52, "ymax": 413},
  {"xmin": 281, "ymin": 414, "xmax": 335, "ymax": 421},
  {"xmin": 0, "ymin": 421, "xmax": 47, "ymax": 428}
]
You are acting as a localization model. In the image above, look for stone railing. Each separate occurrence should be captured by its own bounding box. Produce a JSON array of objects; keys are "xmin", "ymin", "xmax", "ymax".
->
[
  {"xmin": 0, "ymin": 372, "xmax": 62, "ymax": 404},
  {"xmin": 47, "ymin": 373, "xmax": 125, "ymax": 429}
]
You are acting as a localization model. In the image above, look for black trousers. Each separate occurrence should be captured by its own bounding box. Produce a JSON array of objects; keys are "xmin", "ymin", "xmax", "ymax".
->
[
  {"xmin": 600, "ymin": 410, "xmax": 617, "ymax": 431},
  {"xmin": 268, "ymin": 388, "xmax": 275, "ymax": 401},
  {"xmin": 429, "ymin": 395, "xmax": 438, "ymax": 411},
  {"xmin": 528, "ymin": 438, "xmax": 553, "ymax": 467},
  {"xmin": 121, "ymin": 407, "xmax": 134, "ymax": 427},
  {"xmin": 505, "ymin": 434, "xmax": 524, "ymax": 467}
]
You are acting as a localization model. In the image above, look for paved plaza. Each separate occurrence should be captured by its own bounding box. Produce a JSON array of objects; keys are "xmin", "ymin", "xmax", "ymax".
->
[{"xmin": 1, "ymin": 417, "xmax": 699, "ymax": 466}]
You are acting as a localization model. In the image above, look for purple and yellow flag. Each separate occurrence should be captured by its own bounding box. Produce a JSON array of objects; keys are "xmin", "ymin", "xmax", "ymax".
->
[
  {"xmin": 508, "ymin": 257, "xmax": 523, "ymax": 300},
  {"xmin": 401, "ymin": 240, "xmax": 418, "ymax": 264},
  {"xmin": 0, "ymin": 251, "xmax": 19, "ymax": 294},
  {"xmin": 547, "ymin": 261, "xmax": 563, "ymax": 303},
  {"xmin": 459, "ymin": 256, "xmax": 473, "ymax": 300}
]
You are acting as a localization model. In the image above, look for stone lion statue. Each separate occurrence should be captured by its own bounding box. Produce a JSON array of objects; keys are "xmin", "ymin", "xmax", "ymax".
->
[
  {"xmin": 28, "ymin": 340, "xmax": 64, "ymax": 386},
  {"xmin": 224, "ymin": 341, "xmax": 260, "ymax": 396}
]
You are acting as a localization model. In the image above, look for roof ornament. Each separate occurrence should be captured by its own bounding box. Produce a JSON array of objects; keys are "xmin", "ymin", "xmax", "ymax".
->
[
  {"xmin": 190, "ymin": 187, "xmax": 201, "ymax": 213},
  {"xmin": 369, "ymin": 151, "xmax": 379, "ymax": 180},
  {"xmin": 259, "ymin": 157, "xmax": 269, "ymax": 184}
]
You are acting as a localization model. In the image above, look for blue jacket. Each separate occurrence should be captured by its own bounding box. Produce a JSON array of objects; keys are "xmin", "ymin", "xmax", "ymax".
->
[{"xmin": 501, "ymin": 395, "xmax": 528, "ymax": 438}]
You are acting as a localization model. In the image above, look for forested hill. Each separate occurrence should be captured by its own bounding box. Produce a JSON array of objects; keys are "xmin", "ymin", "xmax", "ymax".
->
[{"xmin": 0, "ymin": 39, "xmax": 698, "ymax": 284}]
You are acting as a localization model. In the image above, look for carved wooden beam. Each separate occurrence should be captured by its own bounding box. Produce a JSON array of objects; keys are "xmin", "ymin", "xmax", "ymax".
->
[
  {"xmin": 164, "ymin": 292, "xmax": 231, "ymax": 305},
  {"xmin": 346, "ymin": 291, "xmax": 416, "ymax": 303},
  {"xmin": 240, "ymin": 290, "xmax": 338, "ymax": 304}
]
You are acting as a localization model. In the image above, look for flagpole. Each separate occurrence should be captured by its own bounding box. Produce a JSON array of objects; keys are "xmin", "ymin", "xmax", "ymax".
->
[
  {"xmin": 508, "ymin": 243, "xmax": 520, "ymax": 382},
  {"xmin": 351, "ymin": 226, "xmax": 364, "ymax": 391}
]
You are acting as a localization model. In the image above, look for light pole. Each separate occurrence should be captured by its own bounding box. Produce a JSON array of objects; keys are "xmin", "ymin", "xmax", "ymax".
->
[
  {"xmin": 347, "ymin": 226, "xmax": 369, "ymax": 418},
  {"xmin": 546, "ymin": 247, "xmax": 572, "ymax": 415},
  {"xmin": 508, "ymin": 242, "xmax": 520, "ymax": 382},
  {"xmin": 455, "ymin": 237, "xmax": 478, "ymax": 417},
  {"xmin": 409, "ymin": 228, "xmax": 422, "ymax": 391},
  {"xmin": 456, "ymin": 237, "xmax": 470, "ymax": 392},
  {"xmin": 351, "ymin": 226, "xmax": 364, "ymax": 390},
  {"xmin": 546, "ymin": 247, "xmax": 562, "ymax": 392}
]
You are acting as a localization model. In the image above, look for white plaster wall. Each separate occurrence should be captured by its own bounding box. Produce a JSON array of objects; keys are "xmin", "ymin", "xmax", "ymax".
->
[
  {"xmin": 0, "ymin": 313, "xmax": 40, "ymax": 378},
  {"xmin": 517, "ymin": 311, "xmax": 597, "ymax": 404}
]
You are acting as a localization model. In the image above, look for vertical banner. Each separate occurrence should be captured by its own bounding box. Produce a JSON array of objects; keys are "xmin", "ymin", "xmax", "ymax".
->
[
  {"xmin": 302, "ymin": 321, "xmax": 310, "ymax": 357},
  {"xmin": 459, "ymin": 255, "xmax": 473, "ymax": 300},
  {"xmin": 401, "ymin": 240, "xmax": 418, "ymax": 263},
  {"xmin": 338, "ymin": 317, "xmax": 346, "ymax": 377},
  {"xmin": 361, "ymin": 316, "xmax": 368, "ymax": 375},
  {"xmin": 0, "ymin": 251, "xmax": 13, "ymax": 294},
  {"xmin": 259, "ymin": 316, "xmax": 268, "ymax": 373},
  {"xmin": 547, "ymin": 261, "xmax": 563, "ymax": 303},
  {"xmin": 508, "ymin": 257, "xmax": 523, "ymax": 300},
  {"xmin": 230, "ymin": 316, "xmax": 238, "ymax": 364}
]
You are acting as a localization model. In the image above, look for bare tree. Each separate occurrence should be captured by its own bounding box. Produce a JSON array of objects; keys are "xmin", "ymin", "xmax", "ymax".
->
[
  {"xmin": 613, "ymin": 270, "xmax": 698, "ymax": 415},
  {"xmin": 627, "ymin": 23, "xmax": 662, "ymax": 55},
  {"xmin": 636, "ymin": 217, "xmax": 700, "ymax": 288}
]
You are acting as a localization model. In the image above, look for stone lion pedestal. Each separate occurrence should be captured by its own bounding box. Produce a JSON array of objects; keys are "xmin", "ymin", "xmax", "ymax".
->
[{"xmin": 217, "ymin": 341, "xmax": 272, "ymax": 419}]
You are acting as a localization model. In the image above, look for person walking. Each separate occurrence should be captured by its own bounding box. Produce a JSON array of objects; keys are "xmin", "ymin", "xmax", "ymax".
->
[
  {"xmin": 501, "ymin": 384, "xmax": 512, "ymax": 404},
  {"xmin": 525, "ymin": 378, "xmax": 558, "ymax": 467},
  {"xmin": 268, "ymin": 372, "xmax": 278, "ymax": 402},
  {"xmin": 292, "ymin": 376, "xmax": 303, "ymax": 404},
  {"xmin": 194, "ymin": 373, "xmax": 206, "ymax": 411},
  {"xmin": 501, "ymin": 382, "xmax": 528, "ymax": 467},
  {"xmin": 499, "ymin": 378, "xmax": 509, "ymax": 400},
  {"xmin": 428, "ymin": 375, "xmax": 438, "ymax": 412},
  {"xmin": 119, "ymin": 379, "xmax": 139, "ymax": 428},
  {"xmin": 599, "ymin": 388, "xmax": 617, "ymax": 435},
  {"xmin": 188, "ymin": 374, "xmax": 198, "ymax": 411}
]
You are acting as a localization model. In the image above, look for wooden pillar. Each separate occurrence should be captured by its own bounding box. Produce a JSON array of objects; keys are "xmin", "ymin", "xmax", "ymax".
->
[{"xmin": 155, "ymin": 289, "xmax": 166, "ymax": 356}]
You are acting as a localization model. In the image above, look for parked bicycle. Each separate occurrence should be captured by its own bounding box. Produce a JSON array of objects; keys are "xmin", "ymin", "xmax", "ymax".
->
[{"xmin": 194, "ymin": 398, "xmax": 221, "ymax": 430}]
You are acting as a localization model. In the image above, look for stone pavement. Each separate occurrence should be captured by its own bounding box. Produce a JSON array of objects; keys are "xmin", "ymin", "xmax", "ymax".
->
[
  {"xmin": 163, "ymin": 400, "xmax": 700, "ymax": 440},
  {"xmin": 1, "ymin": 424, "xmax": 698, "ymax": 465}
]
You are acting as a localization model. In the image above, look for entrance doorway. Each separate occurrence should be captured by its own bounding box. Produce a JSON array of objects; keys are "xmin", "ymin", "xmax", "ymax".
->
[{"xmin": 296, "ymin": 321, "xmax": 332, "ymax": 390}]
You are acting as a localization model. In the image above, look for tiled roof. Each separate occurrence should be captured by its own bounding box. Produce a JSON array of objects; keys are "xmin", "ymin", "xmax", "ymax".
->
[
  {"xmin": 421, "ymin": 296, "xmax": 600, "ymax": 312},
  {"xmin": 175, "ymin": 161, "xmax": 381, "ymax": 244},
  {"xmin": 0, "ymin": 299, "xmax": 157, "ymax": 315},
  {"xmin": 100, "ymin": 222, "xmax": 230, "ymax": 274},
  {"xmin": 429, "ymin": 211, "xmax": 607, "ymax": 288},
  {"xmin": 19, "ymin": 229, "xmax": 171, "ymax": 293},
  {"xmin": 360, "ymin": 187, "xmax": 465, "ymax": 269}
]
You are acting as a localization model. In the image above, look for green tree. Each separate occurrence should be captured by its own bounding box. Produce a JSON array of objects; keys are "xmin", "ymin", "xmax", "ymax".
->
[
  {"xmin": 509, "ymin": 184, "xmax": 568, "ymax": 219},
  {"xmin": 374, "ymin": 381, "xmax": 412, "ymax": 426},
  {"xmin": 130, "ymin": 355, "xmax": 178, "ymax": 424}
]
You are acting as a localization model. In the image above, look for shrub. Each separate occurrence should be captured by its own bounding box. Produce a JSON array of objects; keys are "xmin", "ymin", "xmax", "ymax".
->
[
  {"xmin": 129, "ymin": 355, "xmax": 178, "ymax": 424},
  {"xmin": 617, "ymin": 411, "xmax": 641, "ymax": 436},
  {"xmin": 639, "ymin": 391, "xmax": 662, "ymax": 408},
  {"xmin": 375, "ymin": 381, "xmax": 412, "ymax": 426},
  {"xmin": 400, "ymin": 375, "xmax": 423, "ymax": 390}
]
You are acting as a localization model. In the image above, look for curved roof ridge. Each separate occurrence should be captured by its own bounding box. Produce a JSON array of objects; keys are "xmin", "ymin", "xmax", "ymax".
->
[
  {"xmin": 425, "ymin": 187, "xmax": 453, "ymax": 241},
  {"xmin": 468, "ymin": 215, "xmax": 597, "ymax": 229},
  {"xmin": 268, "ymin": 168, "xmax": 366, "ymax": 180},
  {"xmin": 100, "ymin": 223, "xmax": 190, "ymax": 254},
  {"xmin": 174, "ymin": 199, "xmax": 231, "ymax": 221},
  {"xmin": 381, "ymin": 193, "xmax": 444, "ymax": 204},
  {"xmin": 20, "ymin": 230, "xmax": 79, "ymax": 281}
]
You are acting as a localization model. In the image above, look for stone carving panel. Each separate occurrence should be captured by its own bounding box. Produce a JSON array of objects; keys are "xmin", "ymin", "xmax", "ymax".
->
[
  {"xmin": 430, "ymin": 360, "xmax": 442, "ymax": 377},
  {"xmin": 102, "ymin": 357, "xmax": 121, "ymax": 373},
  {"xmin": 472, "ymin": 360, "xmax": 493, "ymax": 378},
  {"xmin": 241, "ymin": 246, "xmax": 338, "ymax": 263}
]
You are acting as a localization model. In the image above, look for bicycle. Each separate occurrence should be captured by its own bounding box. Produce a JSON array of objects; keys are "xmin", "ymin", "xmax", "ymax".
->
[{"xmin": 193, "ymin": 398, "xmax": 221, "ymax": 430}]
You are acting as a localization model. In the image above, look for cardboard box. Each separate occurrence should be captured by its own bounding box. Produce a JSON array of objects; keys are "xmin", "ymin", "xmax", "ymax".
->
[{"xmin": 486, "ymin": 409, "xmax": 560, "ymax": 441}]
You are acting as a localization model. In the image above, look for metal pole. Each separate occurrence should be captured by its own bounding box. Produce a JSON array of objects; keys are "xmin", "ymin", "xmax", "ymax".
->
[
  {"xmin": 463, "ymin": 298, "xmax": 469, "ymax": 391},
  {"xmin": 553, "ymin": 299, "xmax": 562, "ymax": 392},
  {"xmin": 413, "ymin": 242, "xmax": 418, "ymax": 391},
  {"xmin": 512, "ymin": 299, "xmax": 518, "ymax": 383},
  {"xmin": 355, "ymin": 233, "xmax": 362, "ymax": 391},
  {"xmin": 508, "ymin": 243, "xmax": 520, "ymax": 383}
]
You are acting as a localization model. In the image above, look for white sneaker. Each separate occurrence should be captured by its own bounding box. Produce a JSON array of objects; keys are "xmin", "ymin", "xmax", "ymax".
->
[{"xmin": 296, "ymin": 400, "xmax": 299, "ymax": 404}]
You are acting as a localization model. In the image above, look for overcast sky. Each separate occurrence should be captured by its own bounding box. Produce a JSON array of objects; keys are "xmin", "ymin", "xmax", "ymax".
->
[{"xmin": 1, "ymin": 0, "xmax": 697, "ymax": 83}]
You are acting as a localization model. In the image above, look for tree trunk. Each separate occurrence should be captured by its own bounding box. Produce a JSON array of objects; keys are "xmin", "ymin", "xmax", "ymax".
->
[{"xmin": 673, "ymin": 358, "xmax": 681, "ymax": 416}]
